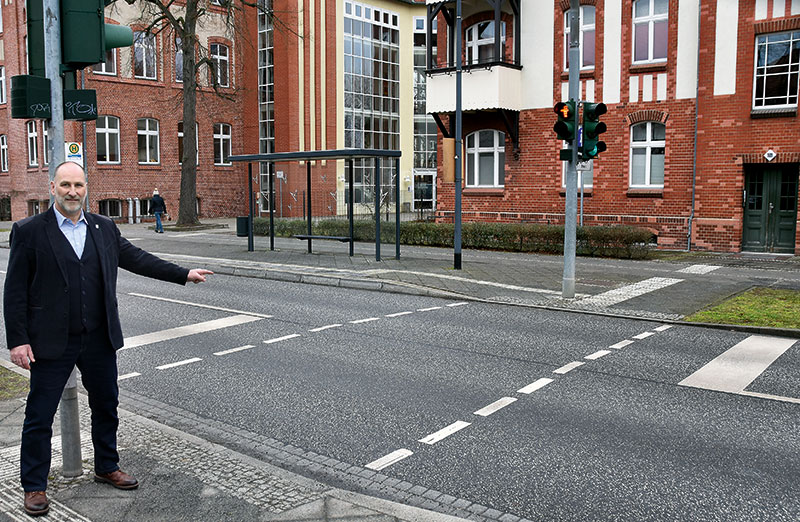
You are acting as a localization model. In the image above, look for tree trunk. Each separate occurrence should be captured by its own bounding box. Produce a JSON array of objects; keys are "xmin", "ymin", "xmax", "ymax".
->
[{"xmin": 177, "ymin": 0, "xmax": 200, "ymax": 226}]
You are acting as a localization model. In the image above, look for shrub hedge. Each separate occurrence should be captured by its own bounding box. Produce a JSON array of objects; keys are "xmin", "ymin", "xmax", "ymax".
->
[{"xmin": 252, "ymin": 218, "xmax": 654, "ymax": 259}]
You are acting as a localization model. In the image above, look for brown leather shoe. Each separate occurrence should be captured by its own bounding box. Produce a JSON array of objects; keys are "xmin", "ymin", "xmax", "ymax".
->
[
  {"xmin": 23, "ymin": 491, "xmax": 49, "ymax": 516},
  {"xmin": 94, "ymin": 469, "xmax": 139, "ymax": 490}
]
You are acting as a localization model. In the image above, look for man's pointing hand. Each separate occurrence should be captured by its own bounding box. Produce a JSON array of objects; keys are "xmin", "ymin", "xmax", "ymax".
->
[{"xmin": 187, "ymin": 269, "xmax": 214, "ymax": 284}]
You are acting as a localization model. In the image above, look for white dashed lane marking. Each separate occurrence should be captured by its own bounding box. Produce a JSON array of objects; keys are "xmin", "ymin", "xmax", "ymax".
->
[
  {"xmin": 214, "ymin": 344, "xmax": 255, "ymax": 356},
  {"xmin": 418, "ymin": 421, "xmax": 471, "ymax": 445},
  {"xmin": 350, "ymin": 317, "xmax": 380, "ymax": 324},
  {"xmin": 553, "ymin": 361, "xmax": 584, "ymax": 374},
  {"xmin": 447, "ymin": 302, "xmax": 469, "ymax": 307},
  {"xmin": 365, "ymin": 449, "xmax": 414, "ymax": 471},
  {"xmin": 474, "ymin": 397, "xmax": 517, "ymax": 417},
  {"xmin": 156, "ymin": 358, "xmax": 202, "ymax": 370},
  {"xmin": 633, "ymin": 331, "xmax": 655, "ymax": 340},
  {"xmin": 518, "ymin": 378, "xmax": 553, "ymax": 394},
  {"xmin": 585, "ymin": 350, "xmax": 612, "ymax": 360},
  {"xmin": 654, "ymin": 325, "xmax": 673, "ymax": 332},
  {"xmin": 309, "ymin": 324, "xmax": 343, "ymax": 332},
  {"xmin": 385, "ymin": 311, "xmax": 414, "ymax": 318},
  {"xmin": 610, "ymin": 339, "xmax": 635, "ymax": 349},
  {"xmin": 264, "ymin": 334, "xmax": 301, "ymax": 345},
  {"xmin": 417, "ymin": 306, "xmax": 442, "ymax": 312},
  {"xmin": 118, "ymin": 372, "xmax": 140, "ymax": 381}
]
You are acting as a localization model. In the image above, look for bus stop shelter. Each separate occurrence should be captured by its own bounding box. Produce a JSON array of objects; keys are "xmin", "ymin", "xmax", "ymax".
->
[{"xmin": 229, "ymin": 149, "xmax": 402, "ymax": 261}]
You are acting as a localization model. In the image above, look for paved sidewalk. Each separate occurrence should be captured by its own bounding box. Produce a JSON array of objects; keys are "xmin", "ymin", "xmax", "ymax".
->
[{"xmin": 0, "ymin": 216, "xmax": 798, "ymax": 520}]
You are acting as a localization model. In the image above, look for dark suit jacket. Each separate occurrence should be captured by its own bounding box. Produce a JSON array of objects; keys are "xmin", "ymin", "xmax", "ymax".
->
[{"xmin": 4, "ymin": 207, "xmax": 190, "ymax": 359}]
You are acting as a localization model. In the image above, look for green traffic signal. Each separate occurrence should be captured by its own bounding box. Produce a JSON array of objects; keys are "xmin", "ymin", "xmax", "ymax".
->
[
  {"xmin": 61, "ymin": 0, "xmax": 133, "ymax": 70},
  {"xmin": 553, "ymin": 101, "xmax": 577, "ymax": 143},
  {"xmin": 580, "ymin": 102, "xmax": 607, "ymax": 160}
]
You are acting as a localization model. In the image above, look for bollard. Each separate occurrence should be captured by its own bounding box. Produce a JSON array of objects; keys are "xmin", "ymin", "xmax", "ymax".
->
[{"xmin": 60, "ymin": 368, "xmax": 83, "ymax": 477}]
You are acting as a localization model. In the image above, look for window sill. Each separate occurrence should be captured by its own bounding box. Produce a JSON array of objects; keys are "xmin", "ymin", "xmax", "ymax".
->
[
  {"xmin": 97, "ymin": 163, "xmax": 123, "ymax": 169},
  {"xmin": 559, "ymin": 188, "xmax": 593, "ymax": 197},
  {"xmin": 213, "ymin": 164, "xmax": 235, "ymax": 169},
  {"xmin": 751, "ymin": 107, "xmax": 796, "ymax": 119},
  {"xmin": 627, "ymin": 188, "xmax": 663, "ymax": 197},
  {"xmin": 464, "ymin": 188, "xmax": 504, "ymax": 196},
  {"xmin": 138, "ymin": 163, "xmax": 162, "ymax": 168},
  {"xmin": 629, "ymin": 62, "xmax": 667, "ymax": 74},
  {"xmin": 560, "ymin": 69, "xmax": 595, "ymax": 81}
]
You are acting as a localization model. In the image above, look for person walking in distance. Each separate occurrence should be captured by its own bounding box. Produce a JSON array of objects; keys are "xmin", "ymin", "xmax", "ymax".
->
[
  {"xmin": 151, "ymin": 188, "xmax": 166, "ymax": 233},
  {"xmin": 3, "ymin": 162, "xmax": 213, "ymax": 516}
]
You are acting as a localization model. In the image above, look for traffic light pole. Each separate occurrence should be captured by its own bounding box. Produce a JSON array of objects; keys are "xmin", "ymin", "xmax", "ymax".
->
[
  {"xmin": 44, "ymin": 0, "xmax": 83, "ymax": 478},
  {"xmin": 562, "ymin": 0, "xmax": 580, "ymax": 299},
  {"xmin": 453, "ymin": 0, "xmax": 463, "ymax": 270}
]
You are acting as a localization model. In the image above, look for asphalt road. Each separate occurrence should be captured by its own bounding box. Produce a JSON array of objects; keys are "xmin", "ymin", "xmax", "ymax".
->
[{"xmin": 0, "ymin": 250, "xmax": 798, "ymax": 521}]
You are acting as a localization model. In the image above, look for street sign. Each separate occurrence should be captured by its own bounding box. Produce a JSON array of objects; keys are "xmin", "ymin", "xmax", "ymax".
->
[
  {"xmin": 576, "ymin": 160, "xmax": 592, "ymax": 171},
  {"xmin": 65, "ymin": 142, "xmax": 83, "ymax": 165}
]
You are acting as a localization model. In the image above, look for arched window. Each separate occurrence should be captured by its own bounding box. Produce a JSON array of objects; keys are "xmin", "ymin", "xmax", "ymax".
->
[
  {"xmin": 466, "ymin": 129, "xmax": 505, "ymax": 187},
  {"xmin": 466, "ymin": 21, "xmax": 506, "ymax": 65},
  {"xmin": 630, "ymin": 122, "xmax": 665, "ymax": 187}
]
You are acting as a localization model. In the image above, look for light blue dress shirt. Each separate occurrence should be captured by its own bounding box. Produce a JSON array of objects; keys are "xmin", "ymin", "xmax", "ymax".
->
[{"xmin": 54, "ymin": 206, "xmax": 88, "ymax": 258}]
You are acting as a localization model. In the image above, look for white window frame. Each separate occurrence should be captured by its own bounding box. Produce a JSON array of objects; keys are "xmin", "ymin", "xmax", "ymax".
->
[
  {"xmin": 0, "ymin": 66, "xmax": 6, "ymax": 104},
  {"xmin": 0, "ymin": 135, "xmax": 8, "ymax": 172},
  {"xmin": 27, "ymin": 121, "xmax": 38, "ymax": 167},
  {"xmin": 564, "ymin": 6, "xmax": 595, "ymax": 70},
  {"xmin": 175, "ymin": 37, "xmax": 183, "ymax": 83},
  {"xmin": 0, "ymin": 4, "xmax": 3, "ymax": 33},
  {"xmin": 137, "ymin": 118, "xmax": 160, "ymax": 164},
  {"xmin": 96, "ymin": 115, "xmax": 121, "ymax": 164},
  {"xmin": 632, "ymin": 0, "xmax": 668, "ymax": 64},
  {"xmin": 43, "ymin": 121, "xmax": 50, "ymax": 165},
  {"xmin": 210, "ymin": 43, "xmax": 230, "ymax": 87},
  {"xmin": 134, "ymin": 31, "xmax": 157, "ymax": 80},
  {"xmin": 629, "ymin": 122, "xmax": 666, "ymax": 188},
  {"xmin": 465, "ymin": 21, "xmax": 506, "ymax": 65},
  {"xmin": 92, "ymin": 49, "xmax": 117, "ymax": 75},
  {"xmin": 753, "ymin": 30, "xmax": 800, "ymax": 109},
  {"xmin": 178, "ymin": 121, "xmax": 199, "ymax": 164},
  {"xmin": 213, "ymin": 123, "xmax": 232, "ymax": 165},
  {"xmin": 466, "ymin": 129, "xmax": 506, "ymax": 188}
]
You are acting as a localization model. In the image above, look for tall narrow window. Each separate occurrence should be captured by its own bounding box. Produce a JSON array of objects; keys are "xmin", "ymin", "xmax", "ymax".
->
[
  {"xmin": 210, "ymin": 43, "xmax": 230, "ymax": 87},
  {"xmin": 633, "ymin": 0, "xmax": 668, "ymax": 63},
  {"xmin": 175, "ymin": 37, "xmax": 183, "ymax": 82},
  {"xmin": 42, "ymin": 121, "xmax": 50, "ymax": 165},
  {"xmin": 137, "ymin": 118, "xmax": 160, "ymax": 164},
  {"xmin": 27, "ymin": 121, "xmax": 38, "ymax": 167},
  {"xmin": 466, "ymin": 130, "xmax": 505, "ymax": 187},
  {"xmin": 564, "ymin": 6, "xmax": 595, "ymax": 70},
  {"xmin": 0, "ymin": 66, "xmax": 6, "ymax": 104},
  {"xmin": 134, "ymin": 31, "xmax": 157, "ymax": 79},
  {"xmin": 213, "ymin": 123, "xmax": 231, "ymax": 165},
  {"xmin": 754, "ymin": 31, "xmax": 800, "ymax": 108},
  {"xmin": 466, "ymin": 21, "xmax": 506, "ymax": 65},
  {"xmin": 630, "ymin": 122, "xmax": 666, "ymax": 187},
  {"xmin": 0, "ymin": 135, "xmax": 8, "ymax": 172},
  {"xmin": 96, "ymin": 116, "xmax": 120, "ymax": 163},
  {"xmin": 92, "ymin": 49, "xmax": 117, "ymax": 75}
]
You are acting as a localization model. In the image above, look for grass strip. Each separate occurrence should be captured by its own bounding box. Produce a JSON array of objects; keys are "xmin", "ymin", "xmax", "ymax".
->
[
  {"xmin": 685, "ymin": 287, "xmax": 800, "ymax": 329},
  {"xmin": 0, "ymin": 366, "xmax": 29, "ymax": 400}
]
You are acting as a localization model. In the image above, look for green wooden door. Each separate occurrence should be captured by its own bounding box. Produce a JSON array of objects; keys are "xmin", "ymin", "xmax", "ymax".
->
[{"xmin": 743, "ymin": 168, "xmax": 798, "ymax": 253}]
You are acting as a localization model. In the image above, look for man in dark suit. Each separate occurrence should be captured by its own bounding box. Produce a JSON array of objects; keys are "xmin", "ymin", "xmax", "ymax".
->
[{"xmin": 4, "ymin": 161, "xmax": 213, "ymax": 516}]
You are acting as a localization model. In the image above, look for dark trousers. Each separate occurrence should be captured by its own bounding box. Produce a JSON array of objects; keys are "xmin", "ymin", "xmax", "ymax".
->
[{"xmin": 21, "ymin": 329, "xmax": 120, "ymax": 491}]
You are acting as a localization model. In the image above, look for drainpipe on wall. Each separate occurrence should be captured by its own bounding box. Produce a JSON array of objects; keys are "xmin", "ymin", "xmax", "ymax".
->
[
  {"xmin": 134, "ymin": 198, "xmax": 141, "ymax": 223},
  {"xmin": 127, "ymin": 198, "xmax": 134, "ymax": 224},
  {"xmin": 687, "ymin": 0, "xmax": 702, "ymax": 251}
]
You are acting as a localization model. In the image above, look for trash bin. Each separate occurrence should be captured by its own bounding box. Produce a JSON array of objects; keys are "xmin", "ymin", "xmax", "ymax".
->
[{"xmin": 236, "ymin": 216, "xmax": 250, "ymax": 237}]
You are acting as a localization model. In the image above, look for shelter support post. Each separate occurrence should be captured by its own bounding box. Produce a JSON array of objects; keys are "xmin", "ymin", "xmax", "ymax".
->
[
  {"xmin": 375, "ymin": 158, "xmax": 381, "ymax": 261},
  {"xmin": 307, "ymin": 162, "xmax": 312, "ymax": 254},
  {"xmin": 248, "ymin": 163, "xmax": 254, "ymax": 252},
  {"xmin": 268, "ymin": 162, "xmax": 275, "ymax": 251},
  {"xmin": 348, "ymin": 160, "xmax": 355, "ymax": 257},
  {"xmin": 395, "ymin": 158, "xmax": 400, "ymax": 259}
]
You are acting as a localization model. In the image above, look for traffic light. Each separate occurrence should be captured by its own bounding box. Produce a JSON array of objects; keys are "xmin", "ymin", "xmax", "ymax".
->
[
  {"xmin": 553, "ymin": 101, "xmax": 577, "ymax": 143},
  {"xmin": 61, "ymin": 0, "xmax": 134, "ymax": 70},
  {"xmin": 580, "ymin": 102, "xmax": 607, "ymax": 160}
]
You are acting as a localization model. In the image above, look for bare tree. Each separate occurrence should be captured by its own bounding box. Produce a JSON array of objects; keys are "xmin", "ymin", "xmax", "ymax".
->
[{"xmin": 118, "ymin": 0, "xmax": 284, "ymax": 226}]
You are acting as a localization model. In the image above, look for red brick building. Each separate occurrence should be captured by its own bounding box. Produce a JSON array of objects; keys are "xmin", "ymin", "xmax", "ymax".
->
[
  {"xmin": 427, "ymin": 0, "xmax": 800, "ymax": 253},
  {"xmin": 0, "ymin": 1, "xmax": 257, "ymax": 222}
]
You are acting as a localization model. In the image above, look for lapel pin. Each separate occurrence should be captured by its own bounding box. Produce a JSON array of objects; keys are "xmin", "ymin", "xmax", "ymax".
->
[{"xmin": 95, "ymin": 224, "xmax": 99, "ymax": 229}]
